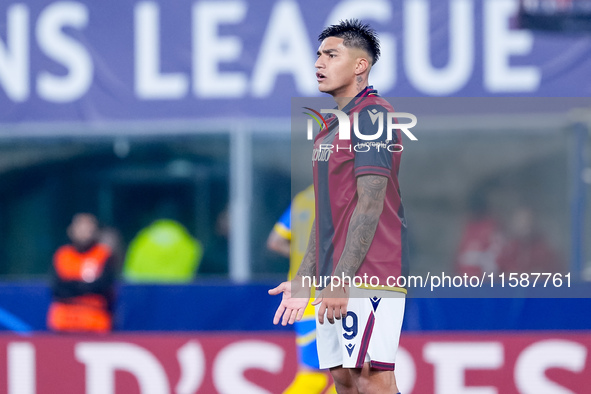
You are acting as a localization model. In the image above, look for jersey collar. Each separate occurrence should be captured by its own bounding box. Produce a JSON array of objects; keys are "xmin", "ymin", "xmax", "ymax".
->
[{"xmin": 340, "ymin": 85, "xmax": 378, "ymax": 114}]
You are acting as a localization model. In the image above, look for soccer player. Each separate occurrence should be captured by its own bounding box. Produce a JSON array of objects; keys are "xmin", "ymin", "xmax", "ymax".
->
[
  {"xmin": 269, "ymin": 20, "xmax": 409, "ymax": 394},
  {"xmin": 267, "ymin": 185, "xmax": 336, "ymax": 394}
]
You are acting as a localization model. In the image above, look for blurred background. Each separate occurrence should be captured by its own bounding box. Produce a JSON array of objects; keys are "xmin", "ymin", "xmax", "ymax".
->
[{"xmin": 1, "ymin": 0, "xmax": 591, "ymax": 393}]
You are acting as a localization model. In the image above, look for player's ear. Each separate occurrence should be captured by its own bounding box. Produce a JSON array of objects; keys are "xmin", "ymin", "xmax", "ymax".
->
[{"xmin": 355, "ymin": 57, "xmax": 369, "ymax": 75}]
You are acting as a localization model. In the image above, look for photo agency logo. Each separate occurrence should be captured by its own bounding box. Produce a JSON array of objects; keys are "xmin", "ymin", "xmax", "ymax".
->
[{"xmin": 303, "ymin": 106, "xmax": 418, "ymax": 158}]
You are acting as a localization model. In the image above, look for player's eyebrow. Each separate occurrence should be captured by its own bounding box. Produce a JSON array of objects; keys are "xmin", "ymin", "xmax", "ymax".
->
[{"xmin": 317, "ymin": 48, "xmax": 339, "ymax": 56}]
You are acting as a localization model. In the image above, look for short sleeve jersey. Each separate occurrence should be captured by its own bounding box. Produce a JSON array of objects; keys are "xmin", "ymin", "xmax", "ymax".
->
[{"xmin": 312, "ymin": 86, "xmax": 409, "ymax": 290}]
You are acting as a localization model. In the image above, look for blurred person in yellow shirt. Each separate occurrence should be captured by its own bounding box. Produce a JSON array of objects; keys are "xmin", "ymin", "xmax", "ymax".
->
[{"xmin": 267, "ymin": 185, "xmax": 336, "ymax": 394}]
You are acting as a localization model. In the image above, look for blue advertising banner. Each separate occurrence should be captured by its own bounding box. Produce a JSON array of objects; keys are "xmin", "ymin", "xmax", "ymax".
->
[{"xmin": 1, "ymin": 0, "xmax": 591, "ymax": 123}]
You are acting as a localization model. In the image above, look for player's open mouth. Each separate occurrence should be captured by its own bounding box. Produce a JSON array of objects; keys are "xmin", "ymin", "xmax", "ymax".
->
[{"xmin": 316, "ymin": 73, "xmax": 326, "ymax": 82}]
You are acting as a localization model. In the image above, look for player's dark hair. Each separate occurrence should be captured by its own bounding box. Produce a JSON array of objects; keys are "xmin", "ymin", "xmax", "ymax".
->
[{"xmin": 318, "ymin": 19, "xmax": 380, "ymax": 65}]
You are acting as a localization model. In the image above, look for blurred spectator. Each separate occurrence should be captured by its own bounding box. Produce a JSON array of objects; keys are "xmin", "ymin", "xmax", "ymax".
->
[
  {"xmin": 215, "ymin": 206, "xmax": 230, "ymax": 239},
  {"xmin": 267, "ymin": 185, "xmax": 336, "ymax": 394},
  {"xmin": 266, "ymin": 207, "xmax": 291, "ymax": 258},
  {"xmin": 99, "ymin": 226, "xmax": 125, "ymax": 274},
  {"xmin": 47, "ymin": 213, "xmax": 116, "ymax": 334},
  {"xmin": 497, "ymin": 207, "xmax": 563, "ymax": 274},
  {"xmin": 123, "ymin": 219, "xmax": 203, "ymax": 283},
  {"xmin": 455, "ymin": 190, "xmax": 504, "ymax": 275}
]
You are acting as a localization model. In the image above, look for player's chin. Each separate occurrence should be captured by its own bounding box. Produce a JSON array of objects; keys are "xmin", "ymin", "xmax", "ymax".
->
[{"xmin": 317, "ymin": 83, "xmax": 331, "ymax": 93}]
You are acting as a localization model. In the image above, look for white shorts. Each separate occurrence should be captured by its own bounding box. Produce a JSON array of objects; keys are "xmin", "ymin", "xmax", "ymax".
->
[{"xmin": 315, "ymin": 288, "xmax": 405, "ymax": 370}]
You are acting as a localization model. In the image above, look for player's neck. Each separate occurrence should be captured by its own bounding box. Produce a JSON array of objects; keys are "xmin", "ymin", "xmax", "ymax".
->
[
  {"xmin": 332, "ymin": 79, "xmax": 369, "ymax": 110},
  {"xmin": 334, "ymin": 96, "xmax": 353, "ymax": 110}
]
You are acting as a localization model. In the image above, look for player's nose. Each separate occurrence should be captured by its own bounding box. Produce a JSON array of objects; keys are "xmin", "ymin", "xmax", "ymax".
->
[{"xmin": 314, "ymin": 56, "xmax": 324, "ymax": 69}]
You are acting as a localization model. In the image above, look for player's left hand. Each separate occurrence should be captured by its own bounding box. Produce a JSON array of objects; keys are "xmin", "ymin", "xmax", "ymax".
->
[{"xmin": 312, "ymin": 283, "xmax": 349, "ymax": 325}]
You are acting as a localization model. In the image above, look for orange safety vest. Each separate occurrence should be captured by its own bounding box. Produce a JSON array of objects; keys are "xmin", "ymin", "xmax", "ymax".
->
[{"xmin": 47, "ymin": 244, "xmax": 113, "ymax": 334}]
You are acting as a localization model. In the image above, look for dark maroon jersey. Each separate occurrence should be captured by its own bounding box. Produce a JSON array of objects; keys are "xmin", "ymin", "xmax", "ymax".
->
[{"xmin": 312, "ymin": 86, "xmax": 409, "ymax": 288}]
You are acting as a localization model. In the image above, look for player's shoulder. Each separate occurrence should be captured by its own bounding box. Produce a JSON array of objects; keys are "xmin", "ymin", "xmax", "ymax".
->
[
  {"xmin": 352, "ymin": 99, "xmax": 392, "ymax": 124},
  {"xmin": 353, "ymin": 102, "xmax": 393, "ymax": 135},
  {"xmin": 356, "ymin": 95, "xmax": 393, "ymax": 113}
]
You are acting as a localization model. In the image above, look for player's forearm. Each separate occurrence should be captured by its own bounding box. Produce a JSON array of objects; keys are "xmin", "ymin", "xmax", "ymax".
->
[
  {"xmin": 296, "ymin": 219, "xmax": 317, "ymax": 278},
  {"xmin": 334, "ymin": 175, "xmax": 386, "ymax": 278}
]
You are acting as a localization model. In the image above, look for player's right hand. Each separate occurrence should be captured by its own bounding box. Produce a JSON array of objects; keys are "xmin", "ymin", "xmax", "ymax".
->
[
  {"xmin": 268, "ymin": 280, "xmax": 310, "ymax": 326},
  {"xmin": 311, "ymin": 283, "xmax": 349, "ymax": 325}
]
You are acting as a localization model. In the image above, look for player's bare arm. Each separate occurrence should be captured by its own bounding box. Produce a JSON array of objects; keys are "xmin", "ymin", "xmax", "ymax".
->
[
  {"xmin": 313, "ymin": 174, "xmax": 388, "ymax": 324},
  {"xmin": 335, "ymin": 174, "xmax": 387, "ymax": 277},
  {"xmin": 268, "ymin": 220, "xmax": 316, "ymax": 325},
  {"xmin": 296, "ymin": 220, "xmax": 317, "ymax": 278}
]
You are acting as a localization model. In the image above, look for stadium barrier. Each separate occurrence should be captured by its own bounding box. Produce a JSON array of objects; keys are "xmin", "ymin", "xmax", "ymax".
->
[{"xmin": 0, "ymin": 332, "xmax": 589, "ymax": 393}]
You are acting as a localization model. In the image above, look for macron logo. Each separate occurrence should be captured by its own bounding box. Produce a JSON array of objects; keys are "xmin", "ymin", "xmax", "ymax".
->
[
  {"xmin": 345, "ymin": 343, "xmax": 355, "ymax": 357},
  {"xmin": 368, "ymin": 108, "xmax": 380, "ymax": 125}
]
